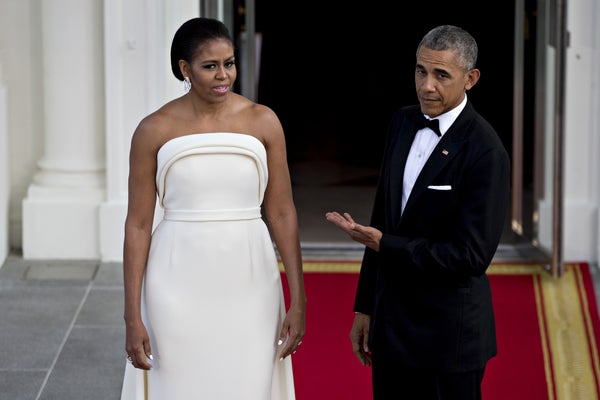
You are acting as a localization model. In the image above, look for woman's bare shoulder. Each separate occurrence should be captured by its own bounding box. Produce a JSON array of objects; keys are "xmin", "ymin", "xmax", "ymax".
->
[
  {"xmin": 232, "ymin": 96, "xmax": 283, "ymax": 141},
  {"xmin": 131, "ymin": 100, "xmax": 182, "ymax": 150}
]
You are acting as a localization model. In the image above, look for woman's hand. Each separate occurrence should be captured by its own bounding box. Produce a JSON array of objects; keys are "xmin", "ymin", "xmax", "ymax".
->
[
  {"xmin": 125, "ymin": 319, "xmax": 153, "ymax": 370},
  {"xmin": 277, "ymin": 304, "xmax": 306, "ymax": 360}
]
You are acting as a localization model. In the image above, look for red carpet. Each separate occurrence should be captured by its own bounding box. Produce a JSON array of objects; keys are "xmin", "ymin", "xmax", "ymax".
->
[{"xmin": 282, "ymin": 262, "xmax": 600, "ymax": 400}]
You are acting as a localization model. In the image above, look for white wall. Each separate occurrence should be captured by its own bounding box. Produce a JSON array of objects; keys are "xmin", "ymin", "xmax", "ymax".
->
[{"xmin": 0, "ymin": 0, "xmax": 44, "ymax": 252}]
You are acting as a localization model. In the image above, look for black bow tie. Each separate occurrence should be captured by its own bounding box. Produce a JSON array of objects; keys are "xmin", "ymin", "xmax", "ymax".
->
[{"xmin": 416, "ymin": 115, "xmax": 441, "ymax": 137}]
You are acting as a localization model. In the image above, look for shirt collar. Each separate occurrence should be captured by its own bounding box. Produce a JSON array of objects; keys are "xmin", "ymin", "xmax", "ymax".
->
[{"xmin": 424, "ymin": 94, "xmax": 467, "ymax": 136}]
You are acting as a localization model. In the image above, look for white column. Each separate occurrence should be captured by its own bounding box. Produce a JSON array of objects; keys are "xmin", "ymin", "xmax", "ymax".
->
[
  {"xmin": 0, "ymin": 62, "xmax": 9, "ymax": 263},
  {"xmin": 562, "ymin": 0, "xmax": 599, "ymax": 263},
  {"xmin": 22, "ymin": 0, "xmax": 105, "ymax": 259},
  {"xmin": 99, "ymin": 0, "xmax": 199, "ymax": 262},
  {"xmin": 595, "ymin": 2, "xmax": 600, "ymax": 266}
]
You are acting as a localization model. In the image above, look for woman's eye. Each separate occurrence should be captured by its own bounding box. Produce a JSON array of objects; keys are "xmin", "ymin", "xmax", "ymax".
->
[
  {"xmin": 225, "ymin": 60, "xmax": 235, "ymax": 68},
  {"xmin": 203, "ymin": 64, "xmax": 217, "ymax": 70}
]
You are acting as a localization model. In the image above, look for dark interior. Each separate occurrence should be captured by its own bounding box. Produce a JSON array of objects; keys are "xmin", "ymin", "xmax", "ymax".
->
[{"xmin": 232, "ymin": 0, "xmax": 543, "ymax": 246}]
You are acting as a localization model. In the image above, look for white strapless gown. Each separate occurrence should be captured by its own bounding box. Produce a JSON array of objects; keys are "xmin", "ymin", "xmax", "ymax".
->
[{"xmin": 120, "ymin": 133, "xmax": 296, "ymax": 399}]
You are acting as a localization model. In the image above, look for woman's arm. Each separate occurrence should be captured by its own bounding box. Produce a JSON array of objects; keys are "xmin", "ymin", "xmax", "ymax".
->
[
  {"xmin": 122, "ymin": 117, "xmax": 161, "ymax": 370},
  {"xmin": 259, "ymin": 106, "xmax": 306, "ymax": 360}
]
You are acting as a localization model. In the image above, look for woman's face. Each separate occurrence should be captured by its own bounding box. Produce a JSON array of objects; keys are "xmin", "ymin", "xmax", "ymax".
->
[{"xmin": 183, "ymin": 38, "xmax": 236, "ymax": 102}]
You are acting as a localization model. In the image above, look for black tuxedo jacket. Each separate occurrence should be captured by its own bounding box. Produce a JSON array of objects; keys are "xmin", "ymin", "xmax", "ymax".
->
[{"xmin": 355, "ymin": 100, "xmax": 510, "ymax": 372}]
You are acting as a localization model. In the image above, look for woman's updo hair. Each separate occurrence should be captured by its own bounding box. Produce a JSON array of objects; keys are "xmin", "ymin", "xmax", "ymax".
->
[{"xmin": 170, "ymin": 17, "xmax": 233, "ymax": 81}]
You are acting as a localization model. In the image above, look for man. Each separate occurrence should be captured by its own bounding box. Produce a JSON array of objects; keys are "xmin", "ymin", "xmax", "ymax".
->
[{"xmin": 326, "ymin": 25, "xmax": 510, "ymax": 399}]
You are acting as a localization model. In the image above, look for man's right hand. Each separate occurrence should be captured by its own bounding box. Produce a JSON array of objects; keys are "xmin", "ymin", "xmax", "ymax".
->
[{"xmin": 350, "ymin": 312, "xmax": 372, "ymax": 367}]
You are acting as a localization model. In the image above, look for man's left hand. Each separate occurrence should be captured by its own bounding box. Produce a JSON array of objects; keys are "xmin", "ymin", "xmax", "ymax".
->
[{"xmin": 325, "ymin": 212, "xmax": 382, "ymax": 251}]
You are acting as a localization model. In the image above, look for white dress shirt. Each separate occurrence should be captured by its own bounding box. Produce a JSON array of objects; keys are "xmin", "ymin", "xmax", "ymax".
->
[{"xmin": 401, "ymin": 95, "xmax": 468, "ymax": 214}]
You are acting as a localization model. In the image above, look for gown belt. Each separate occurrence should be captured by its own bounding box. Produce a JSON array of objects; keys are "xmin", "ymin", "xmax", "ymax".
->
[{"xmin": 163, "ymin": 207, "xmax": 261, "ymax": 222}]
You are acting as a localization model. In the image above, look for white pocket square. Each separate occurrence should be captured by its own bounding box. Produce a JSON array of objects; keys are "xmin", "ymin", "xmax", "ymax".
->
[{"xmin": 427, "ymin": 185, "xmax": 452, "ymax": 190}]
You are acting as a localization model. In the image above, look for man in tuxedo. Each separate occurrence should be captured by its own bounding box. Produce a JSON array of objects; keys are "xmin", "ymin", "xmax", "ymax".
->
[{"xmin": 326, "ymin": 25, "xmax": 510, "ymax": 399}]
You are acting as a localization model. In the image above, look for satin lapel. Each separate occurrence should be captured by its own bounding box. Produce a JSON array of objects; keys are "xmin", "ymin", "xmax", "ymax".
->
[
  {"xmin": 401, "ymin": 135, "xmax": 465, "ymax": 219},
  {"xmin": 388, "ymin": 121, "xmax": 418, "ymax": 226}
]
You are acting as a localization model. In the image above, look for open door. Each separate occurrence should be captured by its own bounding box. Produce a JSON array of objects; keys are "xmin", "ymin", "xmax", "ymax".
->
[{"xmin": 512, "ymin": 0, "xmax": 567, "ymax": 276}]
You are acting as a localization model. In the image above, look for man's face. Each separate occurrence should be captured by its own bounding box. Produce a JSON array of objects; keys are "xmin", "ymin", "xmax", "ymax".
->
[{"xmin": 414, "ymin": 47, "xmax": 480, "ymax": 117}]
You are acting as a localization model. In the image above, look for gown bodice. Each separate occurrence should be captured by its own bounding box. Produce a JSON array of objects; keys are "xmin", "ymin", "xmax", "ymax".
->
[{"xmin": 156, "ymin": 133, "xmax": 268, "ymax": 221}]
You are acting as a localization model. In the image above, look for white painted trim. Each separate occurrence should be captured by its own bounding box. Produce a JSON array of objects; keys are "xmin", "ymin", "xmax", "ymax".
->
[
  {"xmin": 0, "ymin": 64, "xmax": 9, "ymax": 264},
  {"xmin": 99, "ymin": 0, "xmax": 199, "ymax": 261}
]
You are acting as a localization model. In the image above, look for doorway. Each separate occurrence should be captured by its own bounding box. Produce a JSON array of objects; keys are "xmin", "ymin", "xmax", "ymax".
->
[
  {"xmin": 207, "ymin": 0, "xmax": 562, "ymax": 262},
  {"xmin": 232, "ymin": 1, "xmax": 518, "ymax": 245}
]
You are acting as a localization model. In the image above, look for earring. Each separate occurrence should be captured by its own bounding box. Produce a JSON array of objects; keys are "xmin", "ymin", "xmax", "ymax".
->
[{"xmin": 183, "ymin": 77, "xmax": 191, "ymax": 93}]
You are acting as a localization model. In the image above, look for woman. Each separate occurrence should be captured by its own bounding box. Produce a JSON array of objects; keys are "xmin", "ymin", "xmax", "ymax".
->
[{"xmin": 120, "ymin": 17, "xmax": 306, "ymax": 399}]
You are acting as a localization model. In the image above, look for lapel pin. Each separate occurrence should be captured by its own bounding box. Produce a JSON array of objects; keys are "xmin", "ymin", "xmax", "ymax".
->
[{"xmin": 442, "ymin": 149, "xmax": 449, "ymax": 155}]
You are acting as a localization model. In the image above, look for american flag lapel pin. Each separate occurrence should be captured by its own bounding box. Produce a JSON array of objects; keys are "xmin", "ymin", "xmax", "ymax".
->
[{"xmin": 442, "ymin": 149, "xmax": 449, "ymax": 155}]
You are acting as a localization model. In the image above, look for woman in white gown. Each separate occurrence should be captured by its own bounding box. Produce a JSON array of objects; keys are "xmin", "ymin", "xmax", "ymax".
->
[{"xmin": 120, "ymin": 17, "xmax": 306, "ymax": 399}]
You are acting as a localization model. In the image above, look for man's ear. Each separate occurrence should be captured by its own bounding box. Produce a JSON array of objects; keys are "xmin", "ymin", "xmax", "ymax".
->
[{"xmin": 464, "ymin": 68, "xmax": 481, "ymax": 91}]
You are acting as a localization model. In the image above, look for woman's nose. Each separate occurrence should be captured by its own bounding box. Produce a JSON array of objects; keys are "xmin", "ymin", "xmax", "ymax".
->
[{"xmin": 215, "ymin": 65, "xmax": 227, "ymax": 79}]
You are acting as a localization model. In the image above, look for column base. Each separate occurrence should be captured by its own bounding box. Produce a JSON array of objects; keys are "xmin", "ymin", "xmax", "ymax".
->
[
  {"xmin": 22, "ymin": 184, "xmax": 104, "ymax": 260},
  {"xmin": 99, "ymin": 200, "xmax": 127, "ymax": 263}
]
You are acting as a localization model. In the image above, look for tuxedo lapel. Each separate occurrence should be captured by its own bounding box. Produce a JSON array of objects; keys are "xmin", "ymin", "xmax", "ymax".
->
[{"xmin": 388, "ymin": 114, "xmax": 420, "ymax": 226}]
